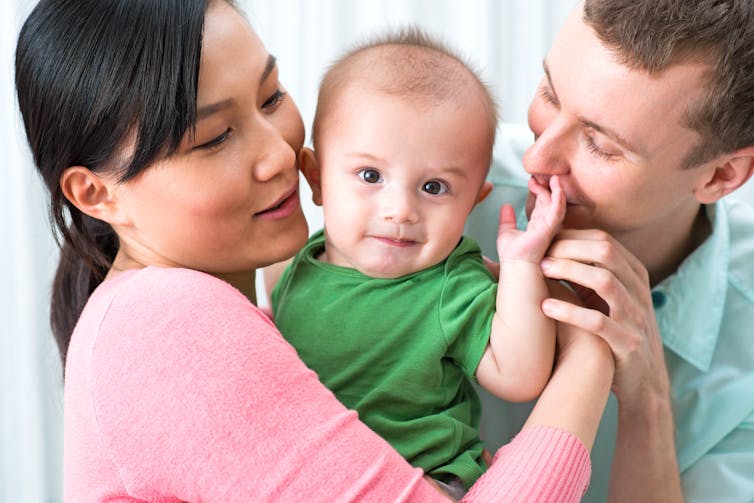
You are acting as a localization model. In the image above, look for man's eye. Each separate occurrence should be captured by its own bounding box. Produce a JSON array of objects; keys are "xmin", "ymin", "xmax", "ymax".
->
[
  {"xmin": 539, "ymin": 85, "xmax": 559, "ymax": 107},
  {"xmin": 358, "ymin": 169, "xmax": 382, "ymax": 184},
  {"xmin": 422, "ymin": 180, "xmax": 448, "ymax": 195}
]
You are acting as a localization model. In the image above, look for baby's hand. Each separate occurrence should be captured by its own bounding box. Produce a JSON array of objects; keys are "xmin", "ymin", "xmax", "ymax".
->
[{"xmin": 497, "ymin": 176, "xmax": 565, "ymax": 263}]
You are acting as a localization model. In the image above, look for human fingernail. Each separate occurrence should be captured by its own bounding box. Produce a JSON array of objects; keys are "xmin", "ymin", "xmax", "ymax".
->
[
  {"xmin": 542, "ymin": 299, "xmax": 558, "ymax": 315},
  {"xmin": 541, "ymin": 259, "xmax": 553, "ymax": 272}
]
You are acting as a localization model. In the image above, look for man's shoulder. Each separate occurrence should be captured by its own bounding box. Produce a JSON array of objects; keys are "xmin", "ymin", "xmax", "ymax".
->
[{"xmin": 725, "ymin": 198, "xmax": 754, "ymax": 302}]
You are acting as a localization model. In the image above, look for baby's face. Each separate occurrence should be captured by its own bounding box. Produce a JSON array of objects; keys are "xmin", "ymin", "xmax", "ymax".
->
[{"xmin": 314, "ymin": 85, "xmax": 493, "ymax": 278}]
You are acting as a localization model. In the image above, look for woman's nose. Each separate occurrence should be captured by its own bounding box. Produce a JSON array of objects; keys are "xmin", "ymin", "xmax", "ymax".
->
[{"xmin": 253, "ymin": 121, "xmax": 296, "ymax": 182}]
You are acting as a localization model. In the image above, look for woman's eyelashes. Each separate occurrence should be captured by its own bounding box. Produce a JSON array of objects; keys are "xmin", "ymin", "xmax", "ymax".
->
[
  {"xmin": 194, "ymin": 128, "xmax": 232, "ymax": 151},
  {"xmin": 262, "ymin": 89, "xmax": 287, "ymax": 110},
  {"xmin": 192, "ymin": 89, "xmax": 287, "ymax": 151}
]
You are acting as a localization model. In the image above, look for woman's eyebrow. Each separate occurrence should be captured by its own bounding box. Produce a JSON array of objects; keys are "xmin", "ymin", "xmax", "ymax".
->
[
  {"xmin": 260, "ymin": 54, "xmax": 277, "ymax": 85},
  {"xmin": 197, "ymin": 98, "xmax": 234, "ymax": 121}
]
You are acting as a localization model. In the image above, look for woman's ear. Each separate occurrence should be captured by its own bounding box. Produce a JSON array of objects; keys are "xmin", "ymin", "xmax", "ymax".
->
[
  {"xmin": 60, "ymin": 167, "xmax": 131, "ymax": 225},
  {"xmin": 694, "ymin": 146, "xmax": 754, "ymax": 204},
  {"xmin": 298, "ymin": 147, "xmax": 323, "ymax": 206}
]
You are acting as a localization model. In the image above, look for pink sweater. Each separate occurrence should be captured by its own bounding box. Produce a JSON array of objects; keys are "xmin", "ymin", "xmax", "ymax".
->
[{"xmin": 64, "ymin": 267, "xmax": 590, "ymax": 502}]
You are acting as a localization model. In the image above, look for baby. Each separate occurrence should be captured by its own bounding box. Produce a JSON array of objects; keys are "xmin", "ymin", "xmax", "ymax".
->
[{"xmin": 272, "ymin": 27, "xmax": 564, "ymax": 498}]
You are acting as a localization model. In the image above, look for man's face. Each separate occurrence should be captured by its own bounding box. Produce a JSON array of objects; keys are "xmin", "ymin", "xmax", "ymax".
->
[{"xmin": 524, "ymin": 4, "xmax": 714, "ymax": 247}]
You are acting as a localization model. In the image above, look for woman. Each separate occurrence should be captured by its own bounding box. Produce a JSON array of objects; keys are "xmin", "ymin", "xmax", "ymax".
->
[{"xmin": 15, "ymin": 0, "xmax": 613, "ymax": 500}]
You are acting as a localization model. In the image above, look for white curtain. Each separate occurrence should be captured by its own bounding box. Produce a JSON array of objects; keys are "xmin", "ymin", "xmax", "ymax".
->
[
  {"xmin": 2, "ymin": 0, "xmax": 64, "ymax": 501},
  {"xmin": 3, "ymin": 1, "xmax": 753, "ymax": 501}
]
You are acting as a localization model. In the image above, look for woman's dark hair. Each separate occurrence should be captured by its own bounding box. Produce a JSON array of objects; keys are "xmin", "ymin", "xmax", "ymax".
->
[{"xmin": 15, "ymin": 0, "xmax": 220, "ymax": 369}]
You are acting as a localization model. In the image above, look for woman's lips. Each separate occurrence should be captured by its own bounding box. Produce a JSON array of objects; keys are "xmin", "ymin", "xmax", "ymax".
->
[{"xmin": 255, "ymin": 189, "xmax": 300, "ymax": 220}]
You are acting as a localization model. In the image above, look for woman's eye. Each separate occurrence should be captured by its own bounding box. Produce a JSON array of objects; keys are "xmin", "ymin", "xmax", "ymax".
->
[
  {"xmin": 358, "ymin": 169, "xmax": 382, "ymax": 184},
  {"xmin": 262, "ymin": 89, "xmax": 287, "ymax": 110},
  {"xmin": 194, "ymin": 128, "xmax": 231, "ymax": 150},
  {"xmin": 422, "ymin": 180, "xmax": 448, "ymax": 195}
]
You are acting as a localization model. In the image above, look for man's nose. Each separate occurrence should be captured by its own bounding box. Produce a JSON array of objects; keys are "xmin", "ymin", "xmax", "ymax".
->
[{"xmin": 523, "ymin": 118, "xmax": 573, "ymax": 177}]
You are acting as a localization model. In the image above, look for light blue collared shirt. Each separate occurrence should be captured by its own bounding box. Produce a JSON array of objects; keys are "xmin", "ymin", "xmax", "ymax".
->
[{"xmin": 466, "ymin": 124, "xmax": 754, "ymax": 503}]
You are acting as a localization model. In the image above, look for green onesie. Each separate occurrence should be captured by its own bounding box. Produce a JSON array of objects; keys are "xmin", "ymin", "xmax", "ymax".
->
[{"xmin": 272, "ymin": 229, "xmax": 497, "ymax": 488}]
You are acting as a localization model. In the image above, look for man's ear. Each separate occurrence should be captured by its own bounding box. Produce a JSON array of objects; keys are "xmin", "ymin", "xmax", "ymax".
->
[
  {"xmin": 60, "ymin": 167, "xmax": 131, "ymax": 225},
  {"xmin": 298, "ymin": 147, "xmax": 323, "ymax": 206},
  {"xmin": 694, "ymin": 146, "xmax": 754, "ymax": 204},
  {"xmin": 474, "ymin": 181, "xmax": 494, "ymax": 206}
]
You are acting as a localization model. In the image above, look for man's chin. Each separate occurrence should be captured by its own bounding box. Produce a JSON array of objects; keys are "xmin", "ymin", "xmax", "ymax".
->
[{"xmin": 561, "ymin": 207, "xmax": 601, "ymax": 231}]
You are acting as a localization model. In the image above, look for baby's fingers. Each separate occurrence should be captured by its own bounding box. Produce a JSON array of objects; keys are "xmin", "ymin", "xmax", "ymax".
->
[{"xmin": 498, "ymin": 204, "xmax": 518, "ymax": 234}]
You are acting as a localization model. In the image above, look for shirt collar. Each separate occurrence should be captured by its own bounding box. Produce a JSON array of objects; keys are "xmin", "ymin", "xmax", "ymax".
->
[{"xmin": 653, "ymin": 202, "xmax": 730, "ymax": 372}]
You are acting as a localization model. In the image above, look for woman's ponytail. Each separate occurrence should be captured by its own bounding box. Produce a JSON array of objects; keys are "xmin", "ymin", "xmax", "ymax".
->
[{"xmin": 51, "ymin": 215, "xmax": 118, "ymax": 368}]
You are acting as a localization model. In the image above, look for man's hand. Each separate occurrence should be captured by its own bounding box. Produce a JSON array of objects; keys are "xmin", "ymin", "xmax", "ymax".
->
[{"xmin": 538, "ymin": 229, "xmax": 669, "ymax": 403}]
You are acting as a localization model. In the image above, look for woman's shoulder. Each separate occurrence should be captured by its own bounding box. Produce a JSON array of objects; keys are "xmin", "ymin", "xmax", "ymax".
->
[
  {"xmin": 85, "ymin": 266, "xmax": 276, "ymax": 355},
  {"xmin": 109, "ymin": 266, "xmax": 243, "ymax": 296},
  {"xmin": 104, "ymin": 266, "xmax": 261, "ymax": 316}
]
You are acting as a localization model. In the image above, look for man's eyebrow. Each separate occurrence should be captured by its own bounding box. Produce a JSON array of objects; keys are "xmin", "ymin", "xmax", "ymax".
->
[
  {"xmin": 196, "ymin": 55, "xmax": 278, "ymax": 121},
  {"xmin": 543, "ymin": 60, "xmax": 642, "ymax": 155}
]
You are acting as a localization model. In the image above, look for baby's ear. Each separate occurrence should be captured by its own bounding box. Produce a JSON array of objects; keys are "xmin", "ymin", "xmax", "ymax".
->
[
  {"xmin": 298, "ymin": 147, "xmax": 322, "ymax": 206},
  {"xmin": 474, "ymin": 181, "xmax": 494, "ymax": 206},
  {"xmin": 60, "ymin": 166, "xmax": 131, "ymax": 226},
  {"xmin": 693, "ymin": 146, "xmax": 754, "ymax": 204}
]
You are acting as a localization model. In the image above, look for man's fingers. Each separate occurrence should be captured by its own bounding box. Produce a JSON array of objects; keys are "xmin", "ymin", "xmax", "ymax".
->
[
  {"xmin": 547, "ymin": 235, "xmax": 649, "ymax": 293},
  {"xmin": 541, "ymin": 256, "xmax": 632, "ymax": 311},
  {"xmin": 542, "ymin": 298, "xmax": 623, "ymax": 352}
]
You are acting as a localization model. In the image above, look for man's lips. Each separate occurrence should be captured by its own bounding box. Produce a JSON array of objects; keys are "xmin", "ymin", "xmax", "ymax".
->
[{"xmin": 255, "ymin": 188, "xmax": 299, "ymax": 220}]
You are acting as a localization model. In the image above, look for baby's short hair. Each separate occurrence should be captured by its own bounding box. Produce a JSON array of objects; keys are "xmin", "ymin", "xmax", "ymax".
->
[{"xmin": 312, "ymin": 26, "xmax": 499, "ymax": 150}]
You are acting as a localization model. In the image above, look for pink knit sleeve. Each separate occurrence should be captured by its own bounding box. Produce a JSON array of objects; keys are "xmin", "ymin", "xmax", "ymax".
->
[
  {"xmin": 90, "ymin": 268, "xmax": 589, "ymax": 502},
  {"xmin": 464, "ymin": 427, "xmax": 591, "ymax": 502}
]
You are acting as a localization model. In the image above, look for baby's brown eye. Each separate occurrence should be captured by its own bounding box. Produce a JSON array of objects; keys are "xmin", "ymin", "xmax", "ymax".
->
[
  {"xmin": 359, "ymin": 169, "xmax": 382, "ymax": 184},
  {"xmin": 422, "ymin": 180, "xmax": 448, "ymax": 195}
]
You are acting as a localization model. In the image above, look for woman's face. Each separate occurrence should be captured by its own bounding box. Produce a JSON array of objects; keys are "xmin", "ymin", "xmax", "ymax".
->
[{"xmin": 113, "ymin": 1, "xmax": 308, "ymax": 275}]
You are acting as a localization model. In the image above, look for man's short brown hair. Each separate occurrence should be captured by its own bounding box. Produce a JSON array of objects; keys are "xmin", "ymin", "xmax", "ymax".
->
[{"xmin": 584, "ymin": 0, "xmax": 754, "ymax": 168}]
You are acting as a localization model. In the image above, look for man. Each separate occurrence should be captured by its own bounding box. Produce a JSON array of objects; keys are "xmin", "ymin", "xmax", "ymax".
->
[{"xmin": 466, "ymin": 1, "xmax": 754, "ymax": 501}]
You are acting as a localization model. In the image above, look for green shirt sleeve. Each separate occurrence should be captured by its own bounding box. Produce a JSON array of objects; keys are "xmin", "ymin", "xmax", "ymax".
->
[{"xmin": 438, "ymin": 237, "xmax": 497, "ymax": 380}]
